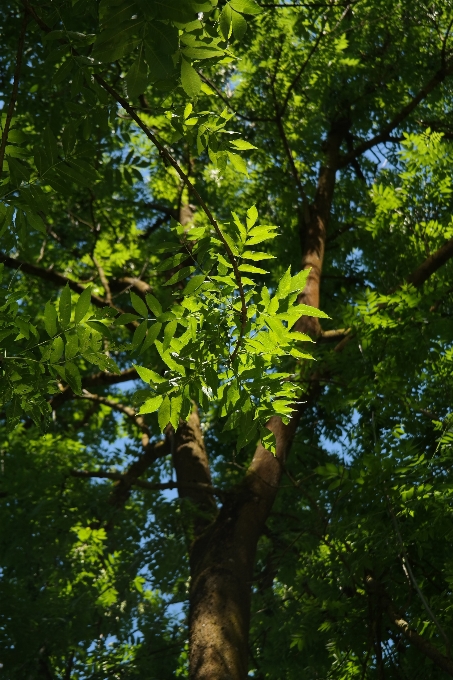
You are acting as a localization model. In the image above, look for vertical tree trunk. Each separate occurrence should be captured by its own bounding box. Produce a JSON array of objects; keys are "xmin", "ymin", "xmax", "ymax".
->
[{"xmin": 174, "ymin": 128, "xmax": 344, "ymax": 679}]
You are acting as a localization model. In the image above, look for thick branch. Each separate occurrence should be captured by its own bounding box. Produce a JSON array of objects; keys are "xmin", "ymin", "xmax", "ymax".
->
[
  {"xmin": 173, "ymin": 407, "xmax": 217, "ymax": 536},
  {"xmin": 406, "ymin": 238, "xmax": 453, "ymax": 287},
  {"xmin": 366, "ymin": 575, "xmax": 453, "ymax": 677},
  {"xmin": 0, "ymin": 252, "xmax": 106, "ymax": 307},
  {"xmin": 0, "ymin": 10, "xmax": 29, "ymax": 182},
  {"xmin": 339, "ymin": 63, "xmax": 453, "ymax": 167}
]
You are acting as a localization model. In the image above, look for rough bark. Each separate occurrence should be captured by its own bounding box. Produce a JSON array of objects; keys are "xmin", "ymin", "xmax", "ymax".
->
[
  {"xmin": 188, "ymin": 415, "xmax": 300, "ymax": 680},
  {"xmin": 294, "ymin": 121, "xmax": 346, "ymax": 338}
]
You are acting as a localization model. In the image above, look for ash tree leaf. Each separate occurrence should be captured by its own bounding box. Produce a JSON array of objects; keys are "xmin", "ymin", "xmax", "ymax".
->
[
  {"xmin": 130, "ymin": 291, "xmax": 148, "ymax": 317},
  {"xmin": 229, "ymin": 0, "xmax": 262, "ymax": 14},
  {"xmin": 219, "ymin": 3, "xmax": 233, "ymax": 39},
  {"xmin": 246, "ymin": 205, "xmax": 258, "ymax": 227},
  {"xmin": 145, "ymin": 22, "xmax": 178, "ymax": 54},
  {"xmin": 25, "ymin": 211, "xmax": 46, "ymax": 235},
  {"xmin": 59, "ymin": 284, "xmax": 72, "ymax": 328},
  {"xmin": 227, "ymin": 152, "xmax": 248, "ymax": 175},
  {"xmin": 276, "ymin": 267, "xmax": 292, "ymax": 299},
  {"xmin": 181, "ymin": 57, "xmax": 201, "ymax": 98},
  {"xmin": 65, "ymin": 333, "xmax": 79, "ymax": 360},
  {"xmin": 231, "ymin": 9, "xmax": 247, "ymax": 41},
  {"xmin": 86, "ymin": 321, "xmax": 112, "ymax": 338},
  {"xmin": 65, "ymin": 361, "xmax": 82, "ymax": 395},
  {"xmin": 182, "ymin": 274, "xmax": 206, "ymax": 295},
  {"xmin": 145, "ymin": 45, "xmax": 176, "ymax": 82},
  {"xmin": 44, "ymin": 301, "xmax": 58, "ymax": 337},
  {"xmin": 125, "ymin": 52, "xmax": 148, "ymax": 99},
  {"xmin": 135, "ymin": 365, "xmax": 166, "ymax": 384},
  {"xmin": 74, "ymin": 287, "xmax": 92, "ymax": 324},
  {"xmin": 49, "ymin": 336, "xmax": 64, "ymax": 363},
  {"xmin": 113, "ymin": 313, "xmax": 139, "ymax": 326},
  {"xmin": 145, "ymin": 294, "xmax": 162, "ymax": 317},
  {"xmin": 163, "ymin": 320, "xmax": 177, "ymax": 351},
  {"xmin": 241, "ymin": 251, "xmax": 275, "ymax": 261},
  {"xmin": 163, "ymin": 266, "xmax": 196, "ymax": 286},
  {"xmin": 139, "ymin": 394, "xmax": 164, "ymax": 414},
  {"xmin": 296, "ymin": 304, "xmax": 330, "ymax": 318},
  {"xmin": 238, "ymin": 264, "xmax": 268, "ymax": 274},
  {"xmin": 140, "ymin": 322, "xmax": 162, "ymax": 353},
  {"xmin": 170, "ymin": 393, "xmax": 183, "ymax": 428},
  {"xmin": 42, "ymin": 124, "xmax": 59, "ymax": 172},
  {"xmin": 132, "ymin": 319, "xmax": 147, "ymax": 347},
  {"xmin": 158, "ymin": 395, "xmax": 171, "ymax": 431},
  {"xmin": 156, "ymin": 252, "xmax": 190, "ymax": 272}
]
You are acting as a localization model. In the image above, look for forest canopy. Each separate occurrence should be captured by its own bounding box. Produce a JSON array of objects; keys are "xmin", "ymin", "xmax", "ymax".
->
[{"xmin": 1, "ymin": 0, "xmax": 453, "ymax": 678}]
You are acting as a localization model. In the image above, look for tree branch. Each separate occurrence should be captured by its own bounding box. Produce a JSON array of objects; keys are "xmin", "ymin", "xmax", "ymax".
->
[
  {"xmin": 0, "ymin": 252, "xmax": 107, "ymax": 307},
  {"xmin": 70, "ymin": 469, "xmax": 224, "ymax": 498},
  {"xmin": 406, "ymin": 238, "xmax": 453, "ymax": 287},
  {"xmin": 50, "ymin": 367, "xmax": 139, "ymax": 410},
  {"xmin": 339, "ymin": 63, "xmax": 453, "ymax": 167},
  {"xmin": 365, "ymin": 575, "xmax": 453, "ymax": 677}
]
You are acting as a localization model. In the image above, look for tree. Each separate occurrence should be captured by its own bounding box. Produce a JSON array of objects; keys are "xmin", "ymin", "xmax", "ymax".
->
[{"xmin": 1, "ymin": 0, "xmax": 453, "ymax": 678}]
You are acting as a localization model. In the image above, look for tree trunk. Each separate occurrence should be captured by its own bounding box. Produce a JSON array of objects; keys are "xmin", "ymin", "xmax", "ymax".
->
[
  {"xmin": 187, "ymin": 415, "xmax": 300, "ymax": 679},
  {"xmin": 175, "ymin": 127, "xmax": 344, "ymax": 678}
]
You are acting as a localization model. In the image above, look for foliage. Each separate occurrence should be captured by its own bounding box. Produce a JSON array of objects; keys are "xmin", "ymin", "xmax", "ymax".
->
[{"xmin": 1, "ymin": 0, "xmax": 453, "ymax": 678}]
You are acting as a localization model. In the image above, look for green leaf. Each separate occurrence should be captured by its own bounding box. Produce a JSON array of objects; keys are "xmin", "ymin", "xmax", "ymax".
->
[
  {"xmin": 276, "ymin": 267, "xmax": 292, "ymax": 299},
  {"xmin": 125, "ymin": 53, "xmax": 148, "ymax": 99},
  {"xmin": 130, "ymin": 291, "xmax": 148, "ymax": 317},
  {"xmin": 44, "ymin": 301, "xmax": 58, "ymax": 337},
  {"xmin": 74, "ymin": 287, "xmax": 92, "ymax": 324},
  {"xmin": 182, "ymin": 274, "xmax": 206, "ymax": 295},
  {"xmin": 65, "ymin": 332, "xmax": 79, "ymax": 360},
  {"xmin": 156, "ymin": 252, "xmax": 190, "ymax": 272},
  {"xmin": 145, "ymin": 45, "xmax": 176, "ymax": 82},
  {"xmin": 62, "ymin": 122, "xmax": 78, "ymax": 156},
  {"xmin": 231, "ymin": 9, "xmax": 247, "ymax": 41},
  {"xmin": 229, "ymin": 0, "xmax": 261, "ymax": 14},
  {"xmin": 92, "ymin": 20, "xmax": 142, "ymax": 63},
  {"xmin": 296, "ymin": 304, "xmax": 330, "ymax": 318},
  {"xmin": 145, "ymin": 21, "xmax": 178, "ymax": 54},
  {"xmin": 140, "ymin": 322, "xmax": 162, "ymax": 353},
  {"xmin": 65, "ymin": 361, "xmax": 82, "ymax": 395},
  {"xmin": 25, "ymin": 211, "xmax": 47, "ymax": 235},
  {"xmin": 238, "ymin": 263, "xmax": 268, "ymax": 274},
  {"xmin": 135, "ymin": 365, "xmax": 166, "ymax": 384},
  {"xmin": 59, "ymin": 284, "xmax": 72, "ymax": 328},
  {"xmin": 49, "ymin": 336, "xmax": 64, "ymax": 363},
  {"xmin": 163, "ymin": 266, "xmax": 196, "ymax": 286},
  {"xmin": 219, "ymin": 3, "xmax": 233, "ymax": 39},
  {"xmin": 158, "ymin": 395, "xmax": 171, "ymax": 431},
  {"xmin": 227, "ymin": 152, "xmax": 248, "ymax": 175},
  {"xmin": 170, "ymin": 393, "xmax": 183, "ymax": 428},
  {"xmin": 113, "ymin": 313, "xmax": 139, "ymax": 326},
  {"xmin": 163, "ymin": 320, "xmax": 177, "ymax": 351},
  {"xmin": 139, "ymin": 394, "xmax": 164, "ymax": 414},
  {"xmin": 132, "ymin": 319, "xmax": 148, "ymax": 347},
  {"xmin": 246, "ymin": 205, "xmax": 258, "ymax": 227},
  {"xmin": 241, "ymin": 251, "xmax": 275, "ymax": 261},
  {"xmin": 42, "ymin": 124, "xmax": 59, "ymax": 171},
  {"xmin": 86, "ymin": 320, "xmax": 112, "ymax": 338},
  {"xmin": 182, "ymin": 46, "xmax": 224, "ymax": 59},
  {"xmin": 145, "ymin": 294, "xmax": 162, "ymax": 317},
  {"xmin": 181, "ymin": 57, "xmax": 201, "ymax": 98}
]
